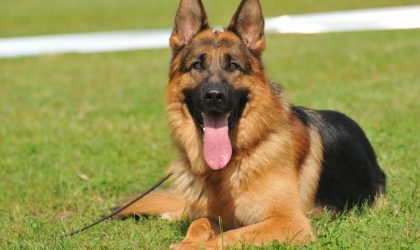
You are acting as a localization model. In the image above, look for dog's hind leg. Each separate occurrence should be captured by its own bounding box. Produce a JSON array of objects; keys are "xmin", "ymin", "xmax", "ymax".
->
[{"xmin": 114, "ymin": 190, "xmax": 186, "ymax": 221}]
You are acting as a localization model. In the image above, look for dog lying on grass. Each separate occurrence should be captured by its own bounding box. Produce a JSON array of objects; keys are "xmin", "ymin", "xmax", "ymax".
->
[{"xmin": 116, "ymin": 0, "xmax": 386, "ymax": 248}]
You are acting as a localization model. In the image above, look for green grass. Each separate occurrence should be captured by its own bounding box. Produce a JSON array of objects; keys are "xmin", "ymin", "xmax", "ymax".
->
[
  {"xmin": 0, "ymin": 0, "xmax": 419, "ymax": 249},
  {"xmin": 1, "ymin": 0, "xmax": 420, "ymax": 37}
]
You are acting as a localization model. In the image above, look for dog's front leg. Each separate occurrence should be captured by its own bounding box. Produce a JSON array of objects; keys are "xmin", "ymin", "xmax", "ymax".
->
[
  {"xmin": 172, "ymin": 214, "xmax": 314, "ymax": 249},
  {"xmin": 115, "ymin": 160, "xmax": 190, "ymax": 220},
  {"xmin": 170, "ymin": 217, "xmax": 219, "ymax": 250},
  {"xmin": 185, "ymin": 217, "xmax": 220, "ymax": 242},
  {"xmin": 114, "ymin": 190, "xmax": 186, "ymax": 221}
]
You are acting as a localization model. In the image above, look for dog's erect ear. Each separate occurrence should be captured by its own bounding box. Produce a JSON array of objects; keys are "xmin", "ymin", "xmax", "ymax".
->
[
  {"xmin": 228, "ymin": 0, "xmax": 265, "ymax": 55},
  {"xmin": 170, "ymin": 0, "xmax": 209, "ymax": 51}
]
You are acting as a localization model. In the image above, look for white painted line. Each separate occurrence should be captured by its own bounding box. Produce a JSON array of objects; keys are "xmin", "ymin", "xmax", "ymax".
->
[
  {"xmin": 0, "ymin": 30, "xmax": 171, "ymax": 58},
  {"xmin": 265, "ymin": 5, "xmax": 420, "ymax": 33},
  {"xmin": 1, "ymin": 6, "xmax": 420, "ymax": 59}
]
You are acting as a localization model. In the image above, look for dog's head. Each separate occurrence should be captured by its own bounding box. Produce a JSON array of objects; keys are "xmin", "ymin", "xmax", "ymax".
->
[{"xmin": 166, "ymin": 0, "xmax": 284, "ymax": 172}]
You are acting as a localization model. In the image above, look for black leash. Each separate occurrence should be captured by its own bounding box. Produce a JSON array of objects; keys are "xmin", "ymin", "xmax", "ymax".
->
[{"xmin": 65, "ymin": 173, "xmax": 173, "ymax": 237}]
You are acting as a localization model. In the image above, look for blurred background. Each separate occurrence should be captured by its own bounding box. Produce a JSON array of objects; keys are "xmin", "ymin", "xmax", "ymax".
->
[
  {"xmin": 0, "ymin": 0, "xmax": 419, "ymax": 249},
  {"xmin": 1, "ymin": 0, "xmax": 419, "ymax": 36}
]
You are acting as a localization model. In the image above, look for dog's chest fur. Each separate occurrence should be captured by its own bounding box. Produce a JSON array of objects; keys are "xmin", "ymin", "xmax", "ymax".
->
[
  {"xmin": 185, "ymin": 164, "xmax": 286, "ymax": 229},
  {"xmin": 207, "ymin": 180, "xmax": 265, "ymax": 228}
]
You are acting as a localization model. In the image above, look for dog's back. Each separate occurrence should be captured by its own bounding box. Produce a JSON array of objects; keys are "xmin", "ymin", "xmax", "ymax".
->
[{"xmin": 293, "ymin": 106, "xmax": 386, "ymax": 211}]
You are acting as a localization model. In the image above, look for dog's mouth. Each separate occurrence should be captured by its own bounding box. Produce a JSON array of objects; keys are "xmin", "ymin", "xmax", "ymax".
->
[
  {"xmin": 183, "ymin": 88, "xmax": 248, "ymax": 170},
  {"xmin": 194, "ymin": 110, "xmax": 240, "ymax": 129},
  {"xmin": 201, "ymin": 111, "xmax": 231, "ymax": 170}
]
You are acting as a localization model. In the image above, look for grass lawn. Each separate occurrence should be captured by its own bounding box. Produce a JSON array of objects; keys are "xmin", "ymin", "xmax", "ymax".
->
[{"xmin": 0, "ymin": 0, "xmax": 419, "ymax": 249}]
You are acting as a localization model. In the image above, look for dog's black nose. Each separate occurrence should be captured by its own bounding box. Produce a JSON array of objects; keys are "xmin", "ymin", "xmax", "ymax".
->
[
  {"xmin": 201, "ymin": 84, "xmax": 228, "ymax": 112},
  {"xmin": 204, "ymin": 89, "xmax": 226, "ymax": 103}
]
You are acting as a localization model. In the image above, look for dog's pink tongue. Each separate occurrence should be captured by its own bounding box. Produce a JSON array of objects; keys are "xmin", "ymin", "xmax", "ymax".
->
[{"xmin": 203, "ymin": 113, "xmax": 232, "ymax": 170}]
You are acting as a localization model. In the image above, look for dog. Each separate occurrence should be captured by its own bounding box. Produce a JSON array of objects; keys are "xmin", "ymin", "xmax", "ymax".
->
[{"xmin": 116, "ymin": 0, "xmax": 386, "ymax": 248}]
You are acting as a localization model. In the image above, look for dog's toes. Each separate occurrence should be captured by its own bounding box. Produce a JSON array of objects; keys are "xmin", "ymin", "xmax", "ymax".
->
[
  {"xmin": 169, "ymin": 240, "xmax": 210, "ymax": 250},
  {"xmin": 111, "ymin": 206, "xmax": 124, "ymax": 216},
  {"xmin": 170, "ymin": 241, "xmax": 204, "ymax": 250},
  {"xmin": 110, "ymin": 207, "xmax": 145, "ymax": 221},
  {"xmin": 109, "ymin": 206, "xmax": 129, "ymax": 220}
]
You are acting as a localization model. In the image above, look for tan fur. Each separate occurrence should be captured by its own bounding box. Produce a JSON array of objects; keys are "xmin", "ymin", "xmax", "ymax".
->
[
  {"xmin": 299, "ymin": 126, "xmax": 324, "ymax": 214},
  {"xmin": 116, "ymin": 190, "xmax": 186, "ymax": 221},
  {"xmin": 116, "ymin": 1, "xmax": 326, "ymax": 249}
]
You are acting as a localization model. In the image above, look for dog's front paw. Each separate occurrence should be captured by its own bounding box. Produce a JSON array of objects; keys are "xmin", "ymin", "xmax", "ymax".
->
[
  {"xmin": 110, "ymin": 206, "xmax": 143, "ymax": 220},
  {"xmin": 110, "ymin": 206, "xmax": 129, "ymax": 219},
  {"xmin": 170, "ymin": 241, "xmax": 203, "ymax": 250}
]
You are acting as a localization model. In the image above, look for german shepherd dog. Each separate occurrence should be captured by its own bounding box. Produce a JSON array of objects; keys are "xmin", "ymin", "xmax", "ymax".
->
[{"xmin": 117, "ymin": 0, "xmax": 386, "ymax": 248}]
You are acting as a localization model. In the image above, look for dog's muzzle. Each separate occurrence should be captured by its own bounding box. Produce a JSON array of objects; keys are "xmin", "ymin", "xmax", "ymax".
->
[{"xmin": 200, "ymin": 83, "xmax": 229, "ymax": 113}]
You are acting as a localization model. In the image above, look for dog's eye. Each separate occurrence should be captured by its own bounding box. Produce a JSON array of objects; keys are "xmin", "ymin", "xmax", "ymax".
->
[
  {"xmin": 229, "ymin": 63, "xmax": 240, "ymax": 71},
  {"xmin": 192, "ymin": 62, "xmax": 204, "ymax": 71}
]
